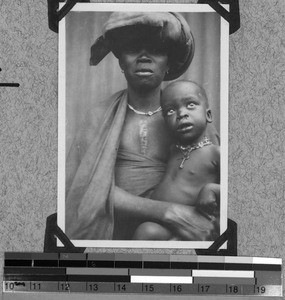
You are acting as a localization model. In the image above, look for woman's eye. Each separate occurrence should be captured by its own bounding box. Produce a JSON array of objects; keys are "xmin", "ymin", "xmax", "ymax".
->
[
  {"xmin": 126, "ymin": 49, "xmax": 136, "ymax": 54},
  {"xmin": 151, "ymin": 47, "xmax": 165, "ymax": 55},
  {"xmin": 124, "ymin": 46, "xmax": 138, "ymax": 54},
  {"xmin": 166, "ymin": 109, "xmax": 175, "ymax": 116}
]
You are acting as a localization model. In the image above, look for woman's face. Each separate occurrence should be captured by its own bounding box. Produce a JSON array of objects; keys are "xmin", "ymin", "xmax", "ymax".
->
[{"xmin": 119, "ymin": 42, "xmax": 169, "ymax": 92}]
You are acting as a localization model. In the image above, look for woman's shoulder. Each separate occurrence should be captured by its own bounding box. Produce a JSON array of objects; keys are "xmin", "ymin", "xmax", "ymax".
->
[
  {"xmin": 76, "ymin": 89, "xmax": 128, "ymax": 143},
  {"xmin": 110, "ymin": 89, "xmax": 128, "ymax": 101},
  {"xmin": 88, "ymin": 89, "xmax": 127, "ymax": 121}
]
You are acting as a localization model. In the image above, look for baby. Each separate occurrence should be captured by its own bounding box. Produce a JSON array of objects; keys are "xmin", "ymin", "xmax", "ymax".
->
[{"xmin": 133, "ymin": 80, "xmax": 220, "ymax": 241}]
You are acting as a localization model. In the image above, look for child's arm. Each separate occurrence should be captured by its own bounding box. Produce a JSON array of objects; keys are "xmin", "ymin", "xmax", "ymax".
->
[{"xmin": 196, "ymin": 146, "xmax": 220, "ymax": 219}]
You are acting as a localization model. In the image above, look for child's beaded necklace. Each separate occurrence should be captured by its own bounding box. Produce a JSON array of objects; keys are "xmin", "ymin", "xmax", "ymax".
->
[{"xmin": 175, "ymin": 137, "xmax": 212, "ymax": 169}]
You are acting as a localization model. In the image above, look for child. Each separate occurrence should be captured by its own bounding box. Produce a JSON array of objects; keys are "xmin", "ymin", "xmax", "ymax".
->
[{"xmin": 133, "ymin": 80, "xmax": 220, "ymax": 241}]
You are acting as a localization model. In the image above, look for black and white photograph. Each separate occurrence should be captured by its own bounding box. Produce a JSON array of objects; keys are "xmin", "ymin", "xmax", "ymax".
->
[
  {"xmin": 57, "ymin": 3, "xmax": 229, "ymax": 248},
  {"xmin": 2, "ymin": 1, "xmax": 285, "ymax": 297}
]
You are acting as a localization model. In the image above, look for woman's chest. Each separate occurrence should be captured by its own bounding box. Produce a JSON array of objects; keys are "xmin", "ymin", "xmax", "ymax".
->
[{"xmin": 119, "ymin": 112, "xmax": 172, "ymax": 162}]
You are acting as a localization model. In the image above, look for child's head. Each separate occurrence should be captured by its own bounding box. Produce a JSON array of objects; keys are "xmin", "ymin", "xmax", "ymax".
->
[{"xmin": 161, "ymin": 80, "xmax": 212, "ymax": 145}]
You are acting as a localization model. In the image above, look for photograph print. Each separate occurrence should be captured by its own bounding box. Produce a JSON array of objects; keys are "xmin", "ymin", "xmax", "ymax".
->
[{"xmin": 58, "ymin": 3, "xmax": 229, "ymax": 248}]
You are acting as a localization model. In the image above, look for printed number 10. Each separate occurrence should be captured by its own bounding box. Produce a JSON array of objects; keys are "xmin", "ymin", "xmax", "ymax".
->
[{"xmin": 5, "ymin": 282, "xmax": 15, "ymax": 290}]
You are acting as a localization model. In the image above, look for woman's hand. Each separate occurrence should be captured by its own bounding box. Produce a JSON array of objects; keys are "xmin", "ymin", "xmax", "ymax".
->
[
  {"xmin": 163, "ymin": 204, "xmax": 217, "ymax": 241},
  {"xmin": 114, "ymin": 184, "xmax": 220, "ymax": 241},
  {"xmin": 163, "ymin": 184, "xmax": 220, "ymax": 241}
]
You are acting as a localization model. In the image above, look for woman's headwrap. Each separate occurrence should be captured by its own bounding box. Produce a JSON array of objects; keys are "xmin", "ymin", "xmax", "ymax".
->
[{"xmin": 90, "ymin": 12, "xmax": 195, "ymax": 81}]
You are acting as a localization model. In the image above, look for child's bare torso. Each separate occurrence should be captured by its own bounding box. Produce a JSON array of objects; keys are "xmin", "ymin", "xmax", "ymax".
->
[{"xmin": 151, "ymin": 144, "xmax": 220, "ymax": 206}]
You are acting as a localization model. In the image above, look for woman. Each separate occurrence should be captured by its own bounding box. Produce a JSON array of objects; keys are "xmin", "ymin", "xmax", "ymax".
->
[{"xmin": 65, "ymin": 12, "xmax": 220, "ymax": 242}]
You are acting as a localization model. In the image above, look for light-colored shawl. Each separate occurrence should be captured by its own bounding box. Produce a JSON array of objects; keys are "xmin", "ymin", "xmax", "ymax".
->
[{"xmin": 65, "ymin": 90, "xmax": 127, "ymax": 240}]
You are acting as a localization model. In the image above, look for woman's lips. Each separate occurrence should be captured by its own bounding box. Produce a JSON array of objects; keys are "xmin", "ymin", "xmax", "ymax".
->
[{"xmin": 135, "ymin": 69, "xmax": 153, "ymax": 76}]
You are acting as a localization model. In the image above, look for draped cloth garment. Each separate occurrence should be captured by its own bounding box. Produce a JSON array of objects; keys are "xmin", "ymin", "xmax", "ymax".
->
[
  {"xmin": 113, "ymin": 149, "xmax": 166, "ymax": 240},
  {"xmin": 115, "ymin": 149, "xmax": 165, "ymax": 197},
  {"xmin": 65, "ymin": 90, "xmax": 128, "ymax": 240},
  {"xmin": 65, "ymin": 89, "xmax": 220, "ymax": 240}
]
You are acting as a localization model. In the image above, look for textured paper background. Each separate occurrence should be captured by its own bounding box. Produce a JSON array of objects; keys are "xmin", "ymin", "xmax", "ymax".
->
[{"xmin": 0, "ymin": 0, "xmax": 284, "ymax": 294}]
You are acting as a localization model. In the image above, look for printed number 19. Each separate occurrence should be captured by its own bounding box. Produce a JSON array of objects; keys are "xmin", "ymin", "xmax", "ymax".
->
[{"xmin": 255, "ymin": 286, "xmax": 266, "ymax": 294}]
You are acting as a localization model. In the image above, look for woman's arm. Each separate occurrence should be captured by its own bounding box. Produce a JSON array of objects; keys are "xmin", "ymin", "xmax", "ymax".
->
[{"xmin": 114, "ymin": 185, "xmax": 219, "ymax": 241}]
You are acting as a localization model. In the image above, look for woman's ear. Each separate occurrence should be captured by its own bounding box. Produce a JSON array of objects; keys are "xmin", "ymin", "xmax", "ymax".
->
[
  {"xmin": 206, "ymin": 109, "xmax": 213, "ymax": 123},
  {"xmin": 166, "ymin": 59, "xmax": 170, "ymax": 73}
]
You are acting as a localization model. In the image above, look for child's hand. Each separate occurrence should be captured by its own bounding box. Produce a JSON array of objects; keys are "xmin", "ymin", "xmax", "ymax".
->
[{"xmin": 196, "ymin": 183, "xmax": 220, "ymax": 219}]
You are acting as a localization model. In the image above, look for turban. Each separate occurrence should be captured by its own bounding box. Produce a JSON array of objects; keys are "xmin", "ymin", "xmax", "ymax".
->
[{"xmin": 90, "ymin": 12, "xmax": 195, "ymax": 81}]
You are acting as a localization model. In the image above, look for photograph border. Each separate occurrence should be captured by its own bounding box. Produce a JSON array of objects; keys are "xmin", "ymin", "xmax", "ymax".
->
[{"xmin": 58, "ymin": 3, "xmax": 229, "ymax": 249}]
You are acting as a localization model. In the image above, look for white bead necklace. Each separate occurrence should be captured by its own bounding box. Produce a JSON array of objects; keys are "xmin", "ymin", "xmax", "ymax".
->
[{"xmin": 127, "ymin": 103, "xmax": 162, "ymax": 116}]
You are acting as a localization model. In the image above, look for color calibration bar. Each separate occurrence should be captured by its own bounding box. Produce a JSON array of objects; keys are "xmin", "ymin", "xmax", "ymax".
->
[{"xmin": 3, "ymin": 253, "xmax": 282, "ymax": 297}]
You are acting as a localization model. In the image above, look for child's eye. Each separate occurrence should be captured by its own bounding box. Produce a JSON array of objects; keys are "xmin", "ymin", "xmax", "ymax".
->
[
  {"xmin": 166, "ymin": 109, "xmax": 175, "ymax": 116},
  {"xmin": 187, "ymin": 102, "xmax": 196, "ymax": 108}
]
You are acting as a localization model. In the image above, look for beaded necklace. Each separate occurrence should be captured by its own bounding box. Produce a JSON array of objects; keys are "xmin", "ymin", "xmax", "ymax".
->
[
  {"xmin": 127, "ymin": 103, "xmax": 162, "ymax": 116},
  {"xmin": 176, "ymin": 137, "xmax": 212, "ymax": 169}
]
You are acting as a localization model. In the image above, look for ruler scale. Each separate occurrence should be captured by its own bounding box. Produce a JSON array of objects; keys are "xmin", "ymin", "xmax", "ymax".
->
[{"xmin": 2, "ymin": 253, "xmax": 282, "ymax": 297}]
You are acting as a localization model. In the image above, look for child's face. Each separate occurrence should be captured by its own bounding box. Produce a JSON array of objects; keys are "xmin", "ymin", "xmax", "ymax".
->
[{"xmin": 161, "ymin": 82, "xmax": 212, "ymax": 145}]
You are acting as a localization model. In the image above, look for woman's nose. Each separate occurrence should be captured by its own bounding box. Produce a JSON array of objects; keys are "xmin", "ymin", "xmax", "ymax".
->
[{"xmin": 137, "ymin": 49, "xmax": 152, "ymax": 62}]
